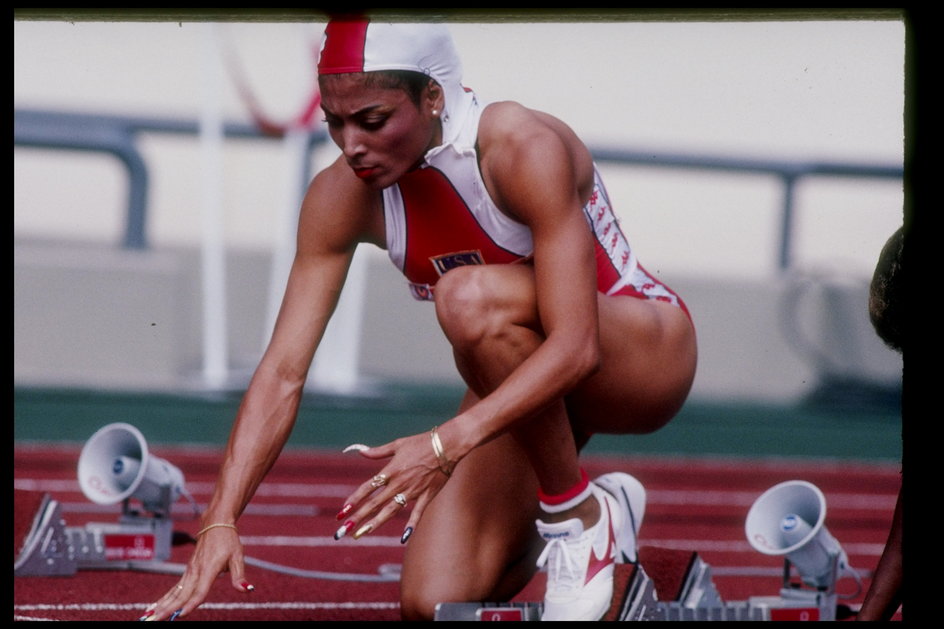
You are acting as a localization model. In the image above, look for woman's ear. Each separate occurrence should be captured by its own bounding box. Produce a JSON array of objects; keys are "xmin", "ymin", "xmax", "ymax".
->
[{"xmin": 425, "ymin": 80, "xmax": 445, "ymax": 117}]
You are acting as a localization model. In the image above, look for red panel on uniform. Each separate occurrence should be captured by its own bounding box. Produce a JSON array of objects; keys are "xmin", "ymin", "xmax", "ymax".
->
[{"xmin": 397, "ymin": 167, "xmax": 523, "ymax": 287}]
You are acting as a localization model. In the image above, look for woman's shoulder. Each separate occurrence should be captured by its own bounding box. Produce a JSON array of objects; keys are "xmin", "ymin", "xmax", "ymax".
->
[
  {"xmin": 479, "ymin": 100, "xmax": 546, "ymax": 140},
  {"xmin": 478, "ymin": 101, "xmax": 591, "ymax": 174},
  {"xmin": 476, "ymin": 101, "xmax": 595, "ymax": 209},
  {"xmin": 299, "ymin": 156, "xmax": 384, "ymax": 248},
  {"xmin": 479, "ymin": 101, "xmax": 584, "ymax": 155}
]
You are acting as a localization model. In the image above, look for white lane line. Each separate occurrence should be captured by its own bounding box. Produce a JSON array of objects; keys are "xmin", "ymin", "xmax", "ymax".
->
[
  {"xmin": 56, "ymin": 502, "xmax": 319, "ymax": 516},
  {"xmin": 14, "ymin": 479, "xmax": 898, "ymax": 510},
  {"xmin": 636, "ymin": 539, "xmax": 886, "ymax": 556},
  {"xmin": 14, "ymin": 602, "xmax": 399, "ymax": 611},
  {"xmin": 240, "ymin": 535, "xmax": 402, "ymax": 547},
  {"xmin": 647, "ymin": 489, "xmax": 898, "ymax": 510},
  {"xmin": 13, "ymin": 479, "xmax": 353, "ymax": 498},
  {"xmin": 235, "ymin": 535, "xmax": 885, "ymax": 557}
]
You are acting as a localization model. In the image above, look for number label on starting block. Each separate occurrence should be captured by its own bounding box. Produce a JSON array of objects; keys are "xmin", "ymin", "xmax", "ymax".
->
[
  {"xmin": 476, "ymin": 607, "xmax": 524, "ymax": 621},
  {"xmin": 769, "ymin": 607, "xmax": 820, "ymax": 621},
  {"xmin": 103, "ymin": 533, "xmax": 156, "ymax": 561}
]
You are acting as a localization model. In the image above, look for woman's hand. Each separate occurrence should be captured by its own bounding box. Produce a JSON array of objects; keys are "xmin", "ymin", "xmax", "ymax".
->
[
  {"xmin": 335, "ymin": 430, "xmax": 453, "ymax": 544},
  {"xmin": 137, "ymin": 526, "xmax": 254, "ymax": 621}
]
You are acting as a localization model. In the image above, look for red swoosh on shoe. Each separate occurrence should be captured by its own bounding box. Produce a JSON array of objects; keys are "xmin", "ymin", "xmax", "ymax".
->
[{"xmin": 584, "ymin": 501, "xmax": 616, "ymax": 584}]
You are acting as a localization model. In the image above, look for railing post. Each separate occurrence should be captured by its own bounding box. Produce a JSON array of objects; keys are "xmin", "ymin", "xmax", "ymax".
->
[
  {"xmin": 120, "ymin": 141, "xmax": 149, "ymax": 250},
  {"xmin": 778, "ymin": 173, "xmax": 798, "ymax": 273}
]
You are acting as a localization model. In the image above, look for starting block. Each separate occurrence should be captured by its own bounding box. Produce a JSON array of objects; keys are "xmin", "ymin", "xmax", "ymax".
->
[
  {"xmin": 434, "ymin": 545, "xmax": 840, "ymax": 621},
  {"xmin": 14, "ymin": 491, "xmax": 77, "ymax": 577},
  {"xmin": 14, "ymin": 490, "xmax": 177, "ymax": 576}
]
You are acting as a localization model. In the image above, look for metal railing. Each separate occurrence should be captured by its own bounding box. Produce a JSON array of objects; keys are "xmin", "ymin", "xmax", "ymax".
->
[
  {"xmin": 14, "ymin": 108, "xmax": 327, "ymax": 250},
  {"xmin": 589, "ymin": 147, "xmax": 904, "ymax": 270},
  {"xmin": 14, "ymin": 107, "xmax": 903, "ymax": 270}
]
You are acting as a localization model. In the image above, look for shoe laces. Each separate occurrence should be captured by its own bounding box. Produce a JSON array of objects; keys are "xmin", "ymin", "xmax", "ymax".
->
[{"xmin": 536, "ymin": 530, "xmax": 592, "ymax": 594}]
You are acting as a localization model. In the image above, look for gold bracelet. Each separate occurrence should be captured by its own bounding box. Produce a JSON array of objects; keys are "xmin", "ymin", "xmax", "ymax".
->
[
  {"xmin": 430, "ymin": 426, "xmax": 453, "ymax": 477},
  {"xmin": 197, "ymin": 523, "xmax": 239, "ymax": 537}
]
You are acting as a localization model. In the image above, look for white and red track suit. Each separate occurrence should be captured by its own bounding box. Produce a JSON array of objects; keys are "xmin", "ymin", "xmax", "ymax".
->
[{"xmin": 381, "ymin": 92, "xmax": 690, "ymax": 320}]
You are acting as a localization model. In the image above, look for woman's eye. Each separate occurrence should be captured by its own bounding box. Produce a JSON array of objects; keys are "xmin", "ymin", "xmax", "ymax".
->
[
  {"xmin": 361, "ymin": 118, "xmax": 386, "ymax": 130},
  {"xmin": 321, "ymin": 114, "xmax": 386, "ymax": 131}
]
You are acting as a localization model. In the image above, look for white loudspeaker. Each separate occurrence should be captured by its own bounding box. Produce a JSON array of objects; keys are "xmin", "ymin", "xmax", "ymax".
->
[
  {"xmin": 77, "ymin": 422, "xmax": 185, "ymax": 515},
  {"xmin": 745, "ymin": 480, "xmax": 849, "ymax": 589}
]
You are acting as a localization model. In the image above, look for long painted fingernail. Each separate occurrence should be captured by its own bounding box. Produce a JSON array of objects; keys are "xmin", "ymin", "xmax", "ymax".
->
[
  {"xmin": 342, "ymin": 443, "xmax": 369, "ymax": 453},
  {"xmin": 334, "ymin": 520, "xmax": 355, "ymax": 540},
  {"xmin": 137, "ymin": 610, "xmax": 154, "ymax": 621},
  {"xmin": 336, "ymin": 504, "xmax": 353, "ymax": 520},
  {"xmin": 400, "ymin": 526, "xmax": 414, "ymax": 544},
  {"xmin": 241, "ymin": 580, "xmax": 255, "ymax": 592},
  {"xmin": 353, "ymin": 523, "xmax": 373, "ymax": 539},
  {"xmin": 169, "ymin": 609, "xmax": 182, "ymax": 621}
]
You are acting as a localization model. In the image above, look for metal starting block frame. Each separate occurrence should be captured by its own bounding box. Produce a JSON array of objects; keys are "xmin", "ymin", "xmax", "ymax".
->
[
  {"xmin": 434, "ymin": 546, "xmax": 841, "ymax": 621},
  {"xmin": 64, "ymin": 514, "xmax": 175, "ymax": 569},
  {"xmin": 15, "ymin": 492, "xmax": 175, "ymax": 576},
  {"xmin": 14, "ymin": 494, "xmax": 77, "ymax": 576}
]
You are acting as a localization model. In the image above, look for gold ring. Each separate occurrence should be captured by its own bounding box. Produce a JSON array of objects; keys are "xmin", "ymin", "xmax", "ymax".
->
[
  {"xmin": 393, "ymin": 493, "xmax": 407, "ymax": 507},
  {"xmin": 370, "ymin": 474, "xmax": 388, "ymax": 488}
]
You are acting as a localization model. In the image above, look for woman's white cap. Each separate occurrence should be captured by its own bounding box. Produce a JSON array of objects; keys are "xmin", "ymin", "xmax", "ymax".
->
[{"xmin": 317, "ymin": 17, "xmax": 476, "ymax": 145}]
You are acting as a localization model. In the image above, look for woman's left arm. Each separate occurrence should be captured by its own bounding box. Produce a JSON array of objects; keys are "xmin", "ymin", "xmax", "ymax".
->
[{"xmin": 444, "ymin": 102, "xmax": 603, "ymax": 452}]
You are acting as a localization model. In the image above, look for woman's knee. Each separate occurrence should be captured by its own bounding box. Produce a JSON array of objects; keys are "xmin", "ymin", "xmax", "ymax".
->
[
  {"xmin": 398, "ymin": 544, "xmax": 498, "ymax": 621},
  {"xmin": 434, "ymin": 266, "xmax": 510, "ymax": 349},
  {"xmin": 399, "ymin": 587, "xmax": 446, "ymax": 621},
  {"xmin": 399, "ymin": 560, "xmax": 537, "ymax": 621},
  {"xmin": 398, "ymin": 546, "xmax": 538, "ymax": 621},
  {"xmin": 398, "ymin": 436, "xmax": 541, "ymax": 620}
]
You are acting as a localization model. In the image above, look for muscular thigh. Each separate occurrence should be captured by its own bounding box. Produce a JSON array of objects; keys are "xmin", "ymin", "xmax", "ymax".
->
[
  {"xmin": 437, "ymin": 263, "xmax": 696, "ymax": 434},
  {"xmin": 569, "ymin": 294, "xmax": 697, "ymax": 435}
]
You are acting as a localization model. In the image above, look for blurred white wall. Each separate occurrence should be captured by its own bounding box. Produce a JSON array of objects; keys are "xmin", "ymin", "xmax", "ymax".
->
[
  {"xmin": 14, "ymin": 15, "xmax": 906, "ymax": 399},
  {"xmin": 14, "ymin": 17, "xmax": 905, "ymax": 277}
]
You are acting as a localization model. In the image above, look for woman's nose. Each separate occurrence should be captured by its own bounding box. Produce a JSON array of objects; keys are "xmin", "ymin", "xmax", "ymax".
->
[{"xmin": 340, "ymin": 127, "xmax": 366, "ymax": 158}]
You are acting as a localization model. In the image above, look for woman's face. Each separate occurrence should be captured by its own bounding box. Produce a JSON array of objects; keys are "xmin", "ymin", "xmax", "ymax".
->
[{"xmin": 320, "ymin": 74, "xmax": 442, "ymax": 189}]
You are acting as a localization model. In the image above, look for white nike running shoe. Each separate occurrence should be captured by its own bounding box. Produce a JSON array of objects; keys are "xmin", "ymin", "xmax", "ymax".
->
[
  {"xmin": 535, "ymin": 486, "xmax": 621, "ymax": 621},
  {"xmin": 592, "ymin": 472, "xmax": 646, "ymax": 563}
]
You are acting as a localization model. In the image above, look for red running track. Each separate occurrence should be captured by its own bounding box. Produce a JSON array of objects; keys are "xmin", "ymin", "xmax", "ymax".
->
[{"xmin": 13, "ymin": 443, "xmax": 901, "ymax": 621}]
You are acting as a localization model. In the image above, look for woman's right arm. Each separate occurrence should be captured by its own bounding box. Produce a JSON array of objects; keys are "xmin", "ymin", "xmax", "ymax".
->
[{"xmin": 140, "ymin": 159, "xmax": 375, "ymax": 621}]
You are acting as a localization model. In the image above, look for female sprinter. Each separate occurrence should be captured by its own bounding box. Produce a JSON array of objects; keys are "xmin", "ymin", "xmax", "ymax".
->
[{"xmin": 140, "ymin": 18, "xmax": 697, "ymax": 622}]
